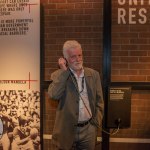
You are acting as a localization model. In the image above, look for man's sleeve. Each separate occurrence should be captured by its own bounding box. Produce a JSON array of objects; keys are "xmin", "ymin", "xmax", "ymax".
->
[{"xmin": 48, "ymin": 69, "xmax": 70, "ymax": 100}]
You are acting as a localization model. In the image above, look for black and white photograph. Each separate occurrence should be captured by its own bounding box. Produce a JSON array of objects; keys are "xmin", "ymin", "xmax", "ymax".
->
[{"xmin": 0, "ymin": 90, "xmax": 40, "ymax": 150}]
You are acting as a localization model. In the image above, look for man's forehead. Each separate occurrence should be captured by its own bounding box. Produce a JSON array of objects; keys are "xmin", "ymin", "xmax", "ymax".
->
[{"xmin": 67, "ymin": 48, "xmax": 82, "ymax": 54}]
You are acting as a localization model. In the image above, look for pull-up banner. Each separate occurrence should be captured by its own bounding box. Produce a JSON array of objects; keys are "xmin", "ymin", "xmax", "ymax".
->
[{"xmin": 0, "ymin": 0, "xmax": 40, "ymax": 149}]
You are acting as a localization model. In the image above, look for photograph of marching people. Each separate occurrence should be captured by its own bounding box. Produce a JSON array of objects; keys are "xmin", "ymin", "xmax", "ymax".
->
[{"xmin": 0, "ymin": 90, "xmax": 40, "ymax": 150}]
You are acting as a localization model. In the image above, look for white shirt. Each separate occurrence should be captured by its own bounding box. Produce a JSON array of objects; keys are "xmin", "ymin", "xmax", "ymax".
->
[{"xmin": 70, "ymin": 68, "xmax": 92, "ymax": 122}]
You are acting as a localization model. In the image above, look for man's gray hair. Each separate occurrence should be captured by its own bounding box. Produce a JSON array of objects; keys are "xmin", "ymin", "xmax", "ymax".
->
[{"xmin": 63, "ymin": 40, "xmax": 82, "ymax": 58}]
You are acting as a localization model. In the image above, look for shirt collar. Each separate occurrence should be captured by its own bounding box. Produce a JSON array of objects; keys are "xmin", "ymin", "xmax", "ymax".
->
[{"xmin": 69, "ymin": 67, "xmax": 84, "ymax": 78}]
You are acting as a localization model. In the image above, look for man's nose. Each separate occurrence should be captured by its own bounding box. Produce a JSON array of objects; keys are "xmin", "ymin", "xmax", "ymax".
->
[{"xmin": 76, "ymin": 56, "xmax": 81, "ymax": 61}]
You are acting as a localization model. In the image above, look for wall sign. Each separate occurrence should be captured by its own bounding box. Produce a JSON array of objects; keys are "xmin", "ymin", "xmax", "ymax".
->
[
  {"xmin": 106, "ymin": 87, "xmax": 131, "ymax": 128},
  {"xmin": 0, "ymin": 0, "xmax": 40, "ymax": 149},
  {"xmin": 117, "ymin": 0, "xmax": 150, "ymax": 24}
]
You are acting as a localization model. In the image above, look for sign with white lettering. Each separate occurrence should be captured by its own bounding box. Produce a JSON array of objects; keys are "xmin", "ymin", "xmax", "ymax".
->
[
  {"xmin": 117, "ymin": 0, "xmax": 149, "ymax": 24},
  {"xmin": 106, "ymin": 87, "xmax": 131, "ymax": 128},
  {"xmin": 0, "ymin": 0, "xmax": 40, "ymax": 149}
]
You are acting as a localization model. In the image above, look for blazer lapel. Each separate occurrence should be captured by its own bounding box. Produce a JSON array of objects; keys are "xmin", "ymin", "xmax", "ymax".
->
[{"xmin": 84, "ymin": 68, "xmax": 94, "ymax": 114}]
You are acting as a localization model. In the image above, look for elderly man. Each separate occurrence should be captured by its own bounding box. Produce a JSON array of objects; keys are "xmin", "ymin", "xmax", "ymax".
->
[{"xmin": 48, "ymin": 40, "xmax": 104, "ymax": 150}]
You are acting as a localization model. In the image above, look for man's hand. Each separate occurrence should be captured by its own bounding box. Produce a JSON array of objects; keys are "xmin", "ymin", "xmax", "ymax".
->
[{"xmin": 58, "ymin": 57, "xmax": 67, "ymax": 70}]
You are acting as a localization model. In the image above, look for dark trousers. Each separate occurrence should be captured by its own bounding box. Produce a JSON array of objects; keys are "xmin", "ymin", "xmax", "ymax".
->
[
  {"xmin": 53, "ymin": 122, "xmax": 97, "ymax": 150},
  {"xmin": 71, "ymin": 123, "xmax": 97, "ymax": 150}
]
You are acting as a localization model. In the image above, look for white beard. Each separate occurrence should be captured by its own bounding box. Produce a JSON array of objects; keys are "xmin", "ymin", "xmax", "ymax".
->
[{"xmin": 70, "ymin": 61, "xmax": 83, "ymax": 71}]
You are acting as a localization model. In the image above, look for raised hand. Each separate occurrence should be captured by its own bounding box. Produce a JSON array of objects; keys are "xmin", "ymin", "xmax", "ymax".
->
[{"xmin": 58, "ymin": 57, "xmax": 67, "ymax": 70}]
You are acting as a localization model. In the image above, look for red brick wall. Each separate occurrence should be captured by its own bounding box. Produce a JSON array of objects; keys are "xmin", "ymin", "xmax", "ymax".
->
[
  {"xmin": 42, "ymin": 0, "xmax": 103, "ymax": 81},
  {"xmin": 110, "ymin": 0, "xmax": 150, "ymax": 149},
  {"xmin": 41, "ymin": 0, "xmax": 150, "ymax": 150},
  {"xmin": 112, "ymin": 0, "xmax": 150, "ymax": 82}
]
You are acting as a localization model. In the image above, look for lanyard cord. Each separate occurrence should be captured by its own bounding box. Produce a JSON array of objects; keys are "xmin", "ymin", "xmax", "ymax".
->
[
  {"xmin": 69, "ymin": 69, "xmax": 120, "ymax": 135},
  {"xmin": 69, "ymin": 70, "xmax": 92, "ymax": 118}
]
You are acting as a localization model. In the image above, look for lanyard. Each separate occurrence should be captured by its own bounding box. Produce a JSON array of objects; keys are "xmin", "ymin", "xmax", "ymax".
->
[{"xmin": 69, "ymin": 70, "xmax": 84, "ymax": 93}]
